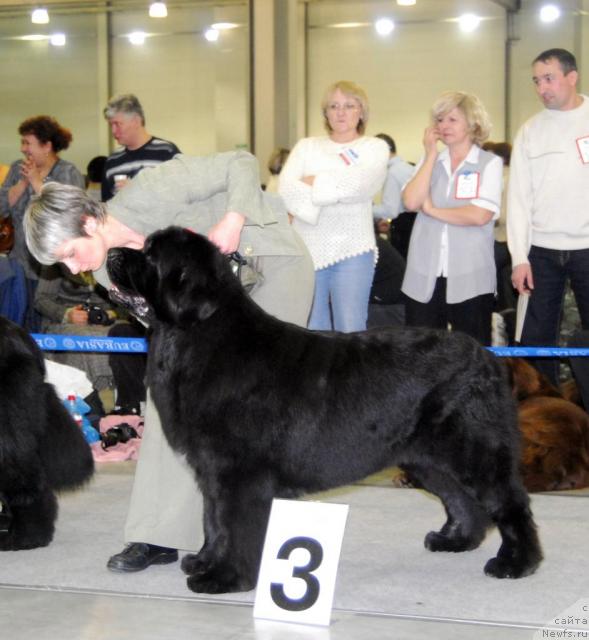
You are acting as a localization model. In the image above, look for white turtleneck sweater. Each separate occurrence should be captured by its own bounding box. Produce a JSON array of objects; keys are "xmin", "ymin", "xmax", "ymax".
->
[
  {"xmin": 507, "ymin": 95, "xmax": 589, "ymax": 266},
  {"xmin": 279, "ymin": 135, "xmax": 389, "ymax": 270}
]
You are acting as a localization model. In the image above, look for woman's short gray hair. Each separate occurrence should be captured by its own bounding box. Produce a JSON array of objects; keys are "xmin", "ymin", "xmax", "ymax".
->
[{"xmin": 25, "ymin": 182, "xmax": 107, "ymax": 265}]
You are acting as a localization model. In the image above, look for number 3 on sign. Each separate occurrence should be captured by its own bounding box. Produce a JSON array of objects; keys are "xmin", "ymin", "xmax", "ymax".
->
[{"xmin": 253, "ymin": 499, "xmax": 349, "ymax": 626}]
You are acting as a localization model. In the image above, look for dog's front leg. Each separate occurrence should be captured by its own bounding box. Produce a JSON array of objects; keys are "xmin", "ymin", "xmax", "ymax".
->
[
  {"xmin": 181, "ymin": 492, "xmax": 222, "ymax": 575},
  {"xmin": 185, "ymin": 471, "xmax": 275, "ymax": 594}
]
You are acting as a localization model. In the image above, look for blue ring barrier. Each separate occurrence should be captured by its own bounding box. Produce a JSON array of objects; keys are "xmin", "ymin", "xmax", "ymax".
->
[
  {"xmin": 32, "ymin": 333, "xmax": 148, "ymax": 353},
  {"xmin": 31, "ymin": 333, "xmax": 589, "ymax": 357},
  {"xmin": 488, "ymin": 347, "xmax": 589, "ymax": 357}
]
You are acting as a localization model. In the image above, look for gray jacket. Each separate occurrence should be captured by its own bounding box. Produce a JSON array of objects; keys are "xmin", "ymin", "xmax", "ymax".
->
[
  {"xmin": 402, "ymin": 148, "xmax": 499, "ymax": 304},
  {"xmin": 95, "ymin": 151, "xmax": 304, "ymax": 288}
]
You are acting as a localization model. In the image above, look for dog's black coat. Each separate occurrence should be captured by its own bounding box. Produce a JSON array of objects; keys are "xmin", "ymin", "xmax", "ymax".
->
[
  {"xmin": 107, "ymin": 226, "xmax": 543, "ymax": 593},
  {"xmin": 0, "ymin": 316, "xmax": 94, "ymax": 550}
]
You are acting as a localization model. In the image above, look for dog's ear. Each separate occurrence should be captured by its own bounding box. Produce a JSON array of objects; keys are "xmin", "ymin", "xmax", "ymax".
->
[{"xmin": 157, "ymin": 264, "xmax": 219, "ymax": 325}]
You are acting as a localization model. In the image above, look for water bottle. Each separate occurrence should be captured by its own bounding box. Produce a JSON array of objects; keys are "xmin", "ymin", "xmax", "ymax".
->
[{"xmin": 64, "ymin": 393, "xmax": 100, "ymax": 444}]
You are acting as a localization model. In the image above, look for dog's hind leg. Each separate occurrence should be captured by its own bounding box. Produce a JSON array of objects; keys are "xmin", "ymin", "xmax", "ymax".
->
[
  {"xmin": 479, "ymin": 481, "xmax": 543, "ymax": 579},
  {"xmin": 404, "ymin": 464, "xmax": 489, "ymax": 553}
]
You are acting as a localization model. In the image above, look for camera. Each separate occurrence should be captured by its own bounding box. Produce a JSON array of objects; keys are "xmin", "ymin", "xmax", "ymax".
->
[
  {"xmin": 82, "ymin": 304, "xmax": 113, "ymax": 326},
  {"xmin": 100, "ymin": 423, "xmax": 139, "ymax": 450}
]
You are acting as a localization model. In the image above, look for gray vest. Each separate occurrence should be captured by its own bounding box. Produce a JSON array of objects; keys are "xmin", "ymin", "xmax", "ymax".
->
[{"xmin": 402, "ymin": 148, "xmax": 497, "ymax": 304}]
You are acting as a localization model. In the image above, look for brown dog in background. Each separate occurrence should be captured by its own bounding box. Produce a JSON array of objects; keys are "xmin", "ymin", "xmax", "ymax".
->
[{"xmin": 504, "ymin": 358, "xmax": 589, "ymax": 492}]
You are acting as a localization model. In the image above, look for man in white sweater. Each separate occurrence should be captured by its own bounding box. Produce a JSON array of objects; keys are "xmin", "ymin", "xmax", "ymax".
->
[{"xmin": 507, "ymin": 48, "xmax": 589, "ymax": 385}]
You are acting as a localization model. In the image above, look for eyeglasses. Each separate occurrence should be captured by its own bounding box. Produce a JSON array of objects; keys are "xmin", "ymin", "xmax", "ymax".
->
[{"xmin": 326, "ymin": 102, "xmax": 360, "ymax": 112}]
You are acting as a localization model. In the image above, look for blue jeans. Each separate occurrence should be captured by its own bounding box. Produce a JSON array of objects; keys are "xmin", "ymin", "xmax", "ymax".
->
[
  {"xmin": 308, "ymin": 251, "xmax": 375, "ymax": 332},
  {"xmin": 521, "ymin": 246, "xmax": 589, "ymax": 385}
]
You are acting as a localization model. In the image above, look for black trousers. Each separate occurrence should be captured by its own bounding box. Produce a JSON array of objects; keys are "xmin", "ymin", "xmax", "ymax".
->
[
  {"xmin": 405, "ymin": 277, "xmax": 495, "ymax": 346},
  {"xmin": 521, "ymin": 246, "xmax": 589, "ymax": 386},
  {"xmin": 568, "ymin": 330, "xmax": 589, "ymax": 410},
  {"xmin": 494, "ymin": 240, "xmax": 517, "ymax": 312}
]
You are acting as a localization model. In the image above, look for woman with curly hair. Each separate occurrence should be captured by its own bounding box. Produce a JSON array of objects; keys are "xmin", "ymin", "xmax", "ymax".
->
[
  {"xmin": 0, "ymin": 115, "xmax": 84, "ymax": 328},
  {"xmin": 401, "ymin": 91, "xmax": 503, "ymax": 345}
]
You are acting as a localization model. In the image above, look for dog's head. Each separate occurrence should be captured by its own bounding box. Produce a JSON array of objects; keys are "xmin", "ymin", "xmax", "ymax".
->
[
  {"xmin": 107, "ymin": 226, "xmax": 241, "ymax": 327},
  {"xmin": 503, "ymin": 357, "xmax": 562, "ymax": 401}
]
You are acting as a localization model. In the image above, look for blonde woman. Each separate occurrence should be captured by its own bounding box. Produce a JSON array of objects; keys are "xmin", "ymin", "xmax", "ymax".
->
[
  {"xmin": 402, "ymin": 91, "xmax": 503, "ymax": 345},
  {"xmin": 279, "ymin": 80, "xmax": 389, "ymax": 332}
]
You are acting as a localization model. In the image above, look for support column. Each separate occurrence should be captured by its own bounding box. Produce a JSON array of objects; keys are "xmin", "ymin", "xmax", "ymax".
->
[
  {"xmin": 249, "ymin": 0, "xmax": 306, "ymax": 183},
  {"xmin": 249, "ymin": 0, "xmax": 276, "ymax": 183},
  {"xmin": 96, "ymin": 11, "xmax": 111, "ymax": 154}
]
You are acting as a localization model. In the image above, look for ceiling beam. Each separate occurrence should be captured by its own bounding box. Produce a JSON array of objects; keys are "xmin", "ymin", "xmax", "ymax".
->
[{"xmin": 489, "ymin": 0, "xmax": 521, "ymax": 10}]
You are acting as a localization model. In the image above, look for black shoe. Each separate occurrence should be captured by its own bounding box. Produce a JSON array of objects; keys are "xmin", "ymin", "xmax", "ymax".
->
[{"xmin": 107, "ymin": 543, "xmax": 178, "ymax": 572}]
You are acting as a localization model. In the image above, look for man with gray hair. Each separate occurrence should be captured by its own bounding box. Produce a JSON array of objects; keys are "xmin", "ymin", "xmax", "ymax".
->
[{"xmin": 101, "ymin": 93, "xmax": 180, "ymax": 201}]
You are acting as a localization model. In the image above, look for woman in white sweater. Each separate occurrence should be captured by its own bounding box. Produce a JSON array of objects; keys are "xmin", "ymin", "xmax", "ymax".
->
[{"xmin": 279, "ymin": 80, "xmax": 389, "ymax": 331}]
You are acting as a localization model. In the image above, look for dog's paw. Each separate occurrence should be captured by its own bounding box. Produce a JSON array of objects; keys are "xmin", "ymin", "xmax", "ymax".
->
[
  {"xmin": 391, "ymin": 470, "xmax": 417, "ymax": 489},
  {"xmin": 0, "ymin": 532, "xmax": 52, "ymax": 551},
  {"xmin": 181, "ymin": 552, "xmax": 210, "ymax": 575},
  {"xmin": 424, "ymin": 531, "xmax": 477, "ymax": 553},
  {"xmin": 483, "ymin": 556, "xmax": 539, "ymax": 579},
  {"xmin": 186, "ymin": 565, "xmax": 255, "ymax": 594}
]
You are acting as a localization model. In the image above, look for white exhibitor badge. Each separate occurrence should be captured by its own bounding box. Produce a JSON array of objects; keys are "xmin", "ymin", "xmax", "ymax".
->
[
  {"xmin": 455, "ymin": 171, "xmax": 480, "ymax": 199},
  {"xmin": 576, "ymin": 135, "xmax": 589, "ymax": 164},
  {"xmin": 253, "ymin": 499, "xmax": 349, "ymax": 627}
]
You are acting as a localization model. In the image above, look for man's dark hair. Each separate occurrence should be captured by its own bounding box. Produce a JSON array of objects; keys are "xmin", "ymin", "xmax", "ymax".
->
[
  {"xmin": 376, "ymin": 133, "xmax": 396, "ymax": 154},
  {"xmin": 533, "ymin": 48, "xmax": 577, "ymax": 75}
]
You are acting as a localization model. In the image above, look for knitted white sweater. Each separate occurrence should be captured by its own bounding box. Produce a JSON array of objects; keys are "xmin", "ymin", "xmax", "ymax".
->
[
  {"xmin": 507, "ymin": 95, "xmax": 589, "ymax": 266},
  {"xmin": 279, "ymin": 136, "xmax": 389, "ymax": 269}
]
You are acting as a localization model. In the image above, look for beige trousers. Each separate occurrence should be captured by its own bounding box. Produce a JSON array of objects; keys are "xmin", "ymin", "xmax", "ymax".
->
[{"xmin": 123, "ymin": 247, "xmax": 314, "ymax": 550}]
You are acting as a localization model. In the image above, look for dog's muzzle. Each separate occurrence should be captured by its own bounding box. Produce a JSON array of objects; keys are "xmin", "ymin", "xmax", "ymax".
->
[{"xmin": 109, "ymin": 285, "xmax": 153, "ymax": 326}]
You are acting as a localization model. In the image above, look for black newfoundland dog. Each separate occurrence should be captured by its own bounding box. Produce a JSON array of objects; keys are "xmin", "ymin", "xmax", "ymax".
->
[
  {"xmin": 107, "ymin": 227, "xmax": 542, "ymax": 593},
  {"xmin": 0, "ymin": 316, "xmax": 94, "ymax": 550}
]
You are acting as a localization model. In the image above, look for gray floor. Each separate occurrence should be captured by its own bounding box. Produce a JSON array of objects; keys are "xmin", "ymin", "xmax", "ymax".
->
[
  {"xmin": 1, "ymin": 462, "xmax": 587, "ymax": 640},
  {"xmin": 0, "ymin": 587, "xmax": 548, "ymax": 640}
]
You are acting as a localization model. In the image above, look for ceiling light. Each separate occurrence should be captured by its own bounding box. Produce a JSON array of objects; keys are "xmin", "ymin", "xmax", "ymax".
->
[
  {"xmin": 458, "ymin": 13, "xmax": 481, "ymax": 33},
  {"xmin": 397, "ymin": 0, "xmax": 416, "ymax": 5},
  {"xmin": 50, "ymin": 33, "xmax": 66, "ymax": 46},
  {"xmin": 539, "ymin": 4, "xmax": 561, "ymax": 23},
  {"xmin": 149, "ymin": 2, "xmax": 167, "ymax": 18},
  {"xmin": 211, "ymin": 22, "xmax": 239, "ymax": 30},
  {"xmin": 330, "ymin": 22, "xmax": 367, "ymax": 29},
  {"xmin": 31, "ymin": 8, "xmax": 49, "ymax": 24},
  {"xmin": 128, "ymin": 31, "xmax": 146, "ymax": 45},
  {"xmin": 204, "ymin": 27, "xmax": 219, "ymax": 42},
  {"xmin": 375, "ymin": 18, "xmax": 395, "ymax": 36}
]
